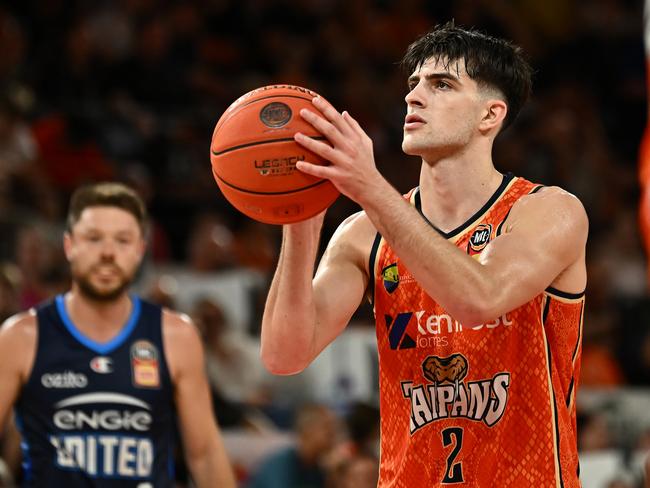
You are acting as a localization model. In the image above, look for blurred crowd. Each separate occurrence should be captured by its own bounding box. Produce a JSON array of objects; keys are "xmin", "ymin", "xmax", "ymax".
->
[{"xmin": 0, "ymin": 0, "xmax": 647, "ymax": 486}]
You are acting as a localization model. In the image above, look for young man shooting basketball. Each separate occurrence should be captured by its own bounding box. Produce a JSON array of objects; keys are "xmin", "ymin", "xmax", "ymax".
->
[{"xmin": 262, "ymin": 23, "xmax": 587, "ymax": 487}]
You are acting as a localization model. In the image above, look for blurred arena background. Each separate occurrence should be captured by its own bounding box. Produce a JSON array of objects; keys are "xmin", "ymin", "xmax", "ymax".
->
[{"xmin": 0, "ymin": 0, "xmax": 647, "ymax": 487}]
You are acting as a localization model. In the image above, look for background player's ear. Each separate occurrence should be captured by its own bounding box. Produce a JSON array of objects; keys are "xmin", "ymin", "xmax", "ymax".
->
[
  {"xmin": 479, "ymin": 99, "xmax": 507, "ymax": 134},
  {"xmin": 63, "ymin": 231, "xmax": 73, "ymax": 260}
]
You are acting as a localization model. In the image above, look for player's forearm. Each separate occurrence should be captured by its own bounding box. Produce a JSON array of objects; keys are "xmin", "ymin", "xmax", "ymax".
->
[
  {"xmin": 187, "ymin": 443, "xmax": 236, "ymax": 488},
  {"xmin": 261, "ymin": 223, "xmax": 322, "ymax": 374},
  {"xmin": 360, "ymin": 183, "xmax": 504, "ymax": 325}
]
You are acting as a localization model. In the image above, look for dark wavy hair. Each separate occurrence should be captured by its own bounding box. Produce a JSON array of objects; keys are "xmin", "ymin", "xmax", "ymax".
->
[{"xmin": 401, "ymin": 21, "xmax": 533, "ymax": 130}]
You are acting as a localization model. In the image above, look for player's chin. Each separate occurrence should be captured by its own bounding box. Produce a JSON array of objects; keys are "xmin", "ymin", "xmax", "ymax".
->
[
  {"xmin": 401, "ymin": 138, "xmax": 426, "ymax": 157},
  {"xmin": 79, "ymin": 277, "xmax": 130, "ymax": 302}
]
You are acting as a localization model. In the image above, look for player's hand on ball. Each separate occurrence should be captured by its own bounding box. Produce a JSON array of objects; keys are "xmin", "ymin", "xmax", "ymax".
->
[{"xmin": 294, "ymin": 97, "xmax": 384, "ymax": 205}]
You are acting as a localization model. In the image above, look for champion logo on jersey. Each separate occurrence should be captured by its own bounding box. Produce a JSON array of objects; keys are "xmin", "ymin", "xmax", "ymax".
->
[
  {"xmin": 382, "ymin": 263, "xmax": 399, "ymax": 293},
  {"xmin": 131, "ymin": 340, "xmax": 160, "ymax": 388},
  {"xmin": 467, "ymin": 223, "xmax": 492, "ymax": 255},
  {"xmin": 90, "ymin": 356, "xmax": 113, "ymax": 374}
]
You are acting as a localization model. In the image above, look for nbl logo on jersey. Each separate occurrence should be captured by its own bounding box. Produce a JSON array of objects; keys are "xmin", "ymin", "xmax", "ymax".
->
[{"xmin": 401, "ymin": 354, "xmax": 511, "ymax": 434}]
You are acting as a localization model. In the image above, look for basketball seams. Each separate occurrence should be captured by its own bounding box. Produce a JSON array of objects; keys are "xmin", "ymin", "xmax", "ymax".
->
[
  {"xmin": 213, "ymin": 171, "xmax": 331, "ymax": 195},
  {"xmin": 211, "ymin": 135, "xmax": 327, "ymax": 156}
]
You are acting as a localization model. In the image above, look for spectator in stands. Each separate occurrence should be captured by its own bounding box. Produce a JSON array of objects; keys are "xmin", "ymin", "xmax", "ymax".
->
[{"xmin": 246, "ymin": 403, "xmax": 339, "ymax": 488}]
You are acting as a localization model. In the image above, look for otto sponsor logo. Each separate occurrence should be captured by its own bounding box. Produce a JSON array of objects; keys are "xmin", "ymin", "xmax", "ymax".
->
[
  {"xmin": 386, "ymin": 311, "xmax": 513, "ymax": 350},
  {"xmin": 402, "ymin": 354, "xmax": 511, "ymax": 434},
  {"xmin": 90, "ymin": 356, "xmax": 113, "ymax": 374},
  {"xmin": 41, "ymin": 371, "xmax": 88, "ymax": 389}
]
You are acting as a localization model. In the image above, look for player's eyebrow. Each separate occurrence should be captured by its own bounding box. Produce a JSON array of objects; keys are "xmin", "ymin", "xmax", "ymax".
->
[{"xmin": 408, "ymin": 72, "xmax": 461, "ymax": 86}]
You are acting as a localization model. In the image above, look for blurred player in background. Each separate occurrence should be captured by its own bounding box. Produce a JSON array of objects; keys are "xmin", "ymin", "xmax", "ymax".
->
[
  {"xmin": 262, "ymin": 22, "xmax": 587, "ymax": 487},
  {"xmin": 0, "ymin": 182, "xmax": 236, "ymax": 487}
]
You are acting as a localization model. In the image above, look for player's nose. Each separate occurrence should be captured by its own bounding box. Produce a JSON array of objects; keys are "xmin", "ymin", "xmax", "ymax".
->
[{"xmin": 405, "ymin": 83, "xmax": 425, "ymax": 108}]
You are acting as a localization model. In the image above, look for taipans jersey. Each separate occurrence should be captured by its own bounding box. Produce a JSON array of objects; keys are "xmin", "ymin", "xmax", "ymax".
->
[
  {"xmin": 15, "ymin": 295, "xmax": 176, "ymax": 487},
  {"xmin": 369, "ymin": 173, "xmax": 584, "ymax": 487}
]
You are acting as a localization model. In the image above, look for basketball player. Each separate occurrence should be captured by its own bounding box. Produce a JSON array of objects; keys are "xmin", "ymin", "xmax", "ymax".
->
[
  {"xmin": 262, "ymin": 23, "xmax": 587, "ymax": 487},
  {"xmin": 0, "ymin": 183, "xmax": 236, "ymax": 487}
]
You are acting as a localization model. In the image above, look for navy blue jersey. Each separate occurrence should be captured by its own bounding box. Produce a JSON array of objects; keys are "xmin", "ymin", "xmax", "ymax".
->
[{"xmin": 15, "ymin": 295, "xmax": 176, "ymax": 487}]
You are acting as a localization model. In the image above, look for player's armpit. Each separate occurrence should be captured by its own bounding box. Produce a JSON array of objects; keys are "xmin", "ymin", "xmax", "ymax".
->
[
  {"xmin": 162, "ymin": 311, "xmax": 236, "ymax": 488},
  {"xmin": 473, "ymin": 187, "xmax": 588, "ymax": 324},
  {"xmin": 0, "ymin": 312, "xmax": 37, "ymax": 431}
]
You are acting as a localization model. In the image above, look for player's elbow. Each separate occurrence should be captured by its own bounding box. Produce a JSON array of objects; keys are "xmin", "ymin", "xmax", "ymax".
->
[
  {"xmin": 452, "ymin": 298, "xmax": 502, "ymax": 329},
  {"xmin": 260, "ymin": 347, "xmax": 310, "ymax": 376}
]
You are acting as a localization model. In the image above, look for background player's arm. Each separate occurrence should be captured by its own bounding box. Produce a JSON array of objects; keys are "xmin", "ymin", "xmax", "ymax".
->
[
  {"xmin": 0, "ymin": 313, "xmax": 36, "ymax": 431},
  {"xmin": 261, "ymin": 211, "xmax": 374, "ymax": 375},
  {"xmin": 163, "ymin": 311, "xmax": 236, "ymax": 488}
]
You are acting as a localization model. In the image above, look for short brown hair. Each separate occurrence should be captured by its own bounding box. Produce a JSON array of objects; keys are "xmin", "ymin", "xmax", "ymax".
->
[{"xmin": 67, "ymin": 182, "xmax": 147, "ymax": 234}]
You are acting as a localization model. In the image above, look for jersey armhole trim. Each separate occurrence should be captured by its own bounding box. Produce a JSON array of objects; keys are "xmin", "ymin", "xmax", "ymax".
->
[
  {"xmin": 367, "ymin": 232, "xmax": 382, "ymax": 305},
  {"xmin": 544, "ymin": 287, "xmax": 585, "ymax": 300}
]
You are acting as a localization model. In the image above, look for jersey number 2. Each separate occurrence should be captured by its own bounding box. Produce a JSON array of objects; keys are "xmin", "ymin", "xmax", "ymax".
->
[{"xmin": 442, "ymin": 427, "xmax": 464, "ymax": 484}]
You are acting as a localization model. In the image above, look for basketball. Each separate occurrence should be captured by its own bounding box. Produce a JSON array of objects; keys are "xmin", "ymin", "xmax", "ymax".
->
[{"xmin": 210, "ymin": 84, "xmax": 340, "ymax": 225}]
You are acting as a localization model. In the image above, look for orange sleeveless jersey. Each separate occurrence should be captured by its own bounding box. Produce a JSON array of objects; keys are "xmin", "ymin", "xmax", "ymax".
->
[{"xmin": 369, "ymin": 173, "xmax": 584, "ymax": 487}]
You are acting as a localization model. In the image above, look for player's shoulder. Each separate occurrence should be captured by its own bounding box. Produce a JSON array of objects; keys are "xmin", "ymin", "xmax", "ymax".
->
[
  {"xmin": 0, "ymin": 310, "xmax": 37, "ymax": 342},
  {"xmin": 325, "ymin": 210, "xmax": 377, "ymax": 265},
  {"xmin": 161, "ymin": 309, "xmax": 201, "ymax": 345},
  {"xmin": 330, "ymin": 210, "xmax": 377, "ymax": 249},
  {"xmin": 161, "ymin": 309, "xmax": 205, "ymax": 381},
  {"xmin": 513, "ymin": 185, "xmax": 588, "ymax": 228},
  {"xmin": 0, "ymin": 310, "xmax": 37, "ymax": 361}
]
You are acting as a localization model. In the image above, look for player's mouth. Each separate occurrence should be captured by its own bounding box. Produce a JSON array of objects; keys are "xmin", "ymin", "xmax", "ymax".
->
[
  {"xmin": 404, "ymin": 114, "xmax": 426, "ymax": 130},
  {"xmin": 92, "ymin": 264, "xmax": 122, "ymax": 279}
]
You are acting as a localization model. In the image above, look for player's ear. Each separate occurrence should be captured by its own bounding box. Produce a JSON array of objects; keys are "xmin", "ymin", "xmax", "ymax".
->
[
  {"xmin": 479, "ymin": 99, "xmax": 507, "ymax": 134},
  {"xmin": 63, "ymin": 231, "xmax": 73, "ymax": 261},
  {"xmin": 137, "ymin": 236, "xmax": 147, "ymax": 259}
]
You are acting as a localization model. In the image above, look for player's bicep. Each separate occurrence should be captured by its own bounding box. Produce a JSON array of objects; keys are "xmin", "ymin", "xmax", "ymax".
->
[{"xmin": 479, "ymin": 190, "xmax": 587, "ymax": 310}]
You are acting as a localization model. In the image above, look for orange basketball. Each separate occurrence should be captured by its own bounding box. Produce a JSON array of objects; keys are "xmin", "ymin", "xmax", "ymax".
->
[{"xmin": 210, "ymin": 84, "xmax": 340, "ymax": 224}]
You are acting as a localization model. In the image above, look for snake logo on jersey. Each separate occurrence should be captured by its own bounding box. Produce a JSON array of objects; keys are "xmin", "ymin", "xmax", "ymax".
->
[{"xmin": 400, "ymin": 354, "xmax": 511, "ymax": 434}]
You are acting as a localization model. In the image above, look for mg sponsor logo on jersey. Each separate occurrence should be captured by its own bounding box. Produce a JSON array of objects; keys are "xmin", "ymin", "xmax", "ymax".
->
[
  {"xmin": 401, "ymin": 354, "xmax": 511, "ymax": 434},
  {"xmin": 41, "ymin": 371, "xmax": 88, "ymax": 389},
  {"xmin": 385, "ymin": 311, "xmax": 513, "ymax": 350},
  {"xmin": 467, "ymin": 223, "xmax": 493, "ymax": 256},
  {"xmin": 49, "ymin": 392, "xmax": 154, "ymax": 479}
]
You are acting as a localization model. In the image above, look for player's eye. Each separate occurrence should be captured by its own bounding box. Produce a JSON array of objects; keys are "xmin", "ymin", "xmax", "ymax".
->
[{"xmin": 436, "ymin": 81, "xmax": 450, "ymax": 89}]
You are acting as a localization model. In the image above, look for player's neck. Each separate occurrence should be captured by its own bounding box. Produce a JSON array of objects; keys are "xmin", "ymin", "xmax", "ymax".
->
[
  {"xmin": 64, "ymin": 289, "xmax": 134, "ymax": 340},
  {"xmin": 418, "ymin": 153, "xmax": 503, "ymax": 234}
]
